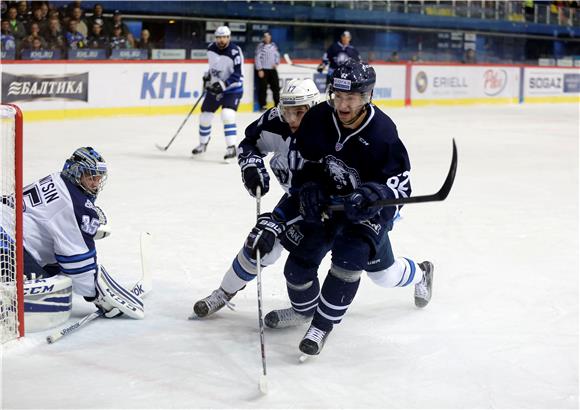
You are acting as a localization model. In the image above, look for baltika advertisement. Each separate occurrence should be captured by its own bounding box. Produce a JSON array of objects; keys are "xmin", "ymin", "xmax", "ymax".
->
[{"xmin": 2, "ymin": 73, "xmax": 88, "ymax": 103}]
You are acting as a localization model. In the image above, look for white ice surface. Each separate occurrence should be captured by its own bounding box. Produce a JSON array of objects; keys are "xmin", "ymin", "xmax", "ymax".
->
[{"xmin": 1, "ymin": 104, "xmax": 578, "ymax": 409}]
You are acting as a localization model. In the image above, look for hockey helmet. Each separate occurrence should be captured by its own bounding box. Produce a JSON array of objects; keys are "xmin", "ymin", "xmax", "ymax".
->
[
  {"xmin": 214, "ymin": 26, "xmax": 231, "ymax": 37},
  {"xmin": 61, "ymin": 147, "xmax": 107, "ymax": 198},
  {"xmin": 279, "ymin": 79, "xmax": 320, "ymax": 129},
  {"xmin": 329, "ymin": 59, "xmax": 376, "ymax": 97}
]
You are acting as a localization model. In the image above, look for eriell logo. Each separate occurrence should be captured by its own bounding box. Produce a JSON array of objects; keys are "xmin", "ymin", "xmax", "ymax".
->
[{"xmin": 333, "ymin": 78, "xmax": 351, "ymax": 91}]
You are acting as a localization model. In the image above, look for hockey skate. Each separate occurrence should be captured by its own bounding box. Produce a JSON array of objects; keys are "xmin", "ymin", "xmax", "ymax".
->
[
  {"xmin": 264, "ymin": 307, "xmax": 311, "ymax": 329},
  {"xmin": 299, "ymin": 325, "xmax": 330, "ymax": 356},
  {"xmin": 192, "ymin": 288, "xmax": 236, "ymax": 318},
  {"xmin": 414, "ymin": 261, "xmax": 434, "ymax": 308},
  {"xmin": 191, "ymin": 142, "xmax": 208, "ymax": 155},
  {"xmin": 223, "ymin": 145, "xmax": 237, "ymax": 161}
]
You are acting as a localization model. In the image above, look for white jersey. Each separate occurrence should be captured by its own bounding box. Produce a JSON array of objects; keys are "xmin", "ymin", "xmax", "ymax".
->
[
  {"xmin": 207, "ymin": 42, "xmax": 244, "ymax": 94},
  {"xmin": 22, "ymin": 173, "xmax": 103, "ymax": 296}
]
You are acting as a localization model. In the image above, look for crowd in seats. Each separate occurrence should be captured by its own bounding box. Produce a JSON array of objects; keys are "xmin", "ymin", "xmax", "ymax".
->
[{"xmin": 0, "ymin": 1, "xmax": 156, "ymax": 58}]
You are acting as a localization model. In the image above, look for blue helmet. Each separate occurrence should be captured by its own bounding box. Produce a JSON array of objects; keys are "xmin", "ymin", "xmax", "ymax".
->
[
  {"xmin": 329, "ymin": 59, "xmax": 376, "ymax": 96},
  {"xmin": 62, "ymin": 147, "xmax": 107, "ymax": 198}
]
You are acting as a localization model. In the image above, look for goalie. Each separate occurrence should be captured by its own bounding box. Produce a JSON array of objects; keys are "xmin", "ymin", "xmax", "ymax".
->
[{"xmin": 1, "ymin": 147, "xmax": 143, "ymax": 322}]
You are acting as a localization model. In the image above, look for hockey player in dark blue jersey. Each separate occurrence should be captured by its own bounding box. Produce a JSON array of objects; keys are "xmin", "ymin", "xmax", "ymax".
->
[
  {"xmin": 247, "ymin": 60, "xmax": 434, "ymax": 356},
  {"xmin": 192, "ymin": 26, "xmax": 244, "ymax": 160},
  {"xmin": 317, "ymin": 30, "xmax": 361, "ymax": 86}
]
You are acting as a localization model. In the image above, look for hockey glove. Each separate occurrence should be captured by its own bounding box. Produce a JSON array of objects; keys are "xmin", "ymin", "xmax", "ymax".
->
[
  {"xmin": 208, "ymin": 80, "xmax": 225, "ymax": 95},
  {"xmin": 316, "ymin": 63, "xmax": 325, "ymax": 73},
  {"xmin": 343, "ymin": 182, "xmax": 390, "ymax": 223},
  {"xmin": 202, "ymin": 72, "xmax": 211, "ymax": 89},
  {"xmin": 245, "ymin": 213, "xmax": 286, "ymax": 258},
  {"xmin": 239, "ymin": 153, "xmax": 270, "ymax": 197},
  {"xmin": 299, "ymin": 182, "xmax": 328, "ymax": 224}
]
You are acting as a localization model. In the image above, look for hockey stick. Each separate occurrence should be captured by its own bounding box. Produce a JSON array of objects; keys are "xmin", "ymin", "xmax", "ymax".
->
[
  {"xmin": 283, "ymin": 53, "xmax": 320, "ymax": 71},
  {"xmin": 46, "ymin": 232, "xmax": 154, "ymax": 344},
  {"xmin": 255, "ymin": 187, "xmax": 268, "ymax": 394},
  {"xmin": 327, "ymin": 139, "xmax": 458, "ymax": 212},
  {"xmin": 155, "ymin": 92, "xmax": 206, "ymax": 151}
]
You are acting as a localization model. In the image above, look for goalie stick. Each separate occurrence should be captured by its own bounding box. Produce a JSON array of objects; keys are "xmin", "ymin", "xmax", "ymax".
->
[
  {"xmin": 46, "ymin": 232, "xmax": 154, "ymax": 344},
  {"xmin": 327, "ymin": 139, "xmax": 458, "ymax": 212},
  {"xmin": 283, "ymin": 53, "xmax": 320, "ymax": 71},
  {"xmin": 156, "ymin": 92, "xmax": 206, "ymax": 151}
]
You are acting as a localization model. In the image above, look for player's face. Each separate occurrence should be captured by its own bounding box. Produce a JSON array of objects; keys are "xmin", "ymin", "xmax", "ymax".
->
[
  {"xmin": 80, "ymin": 173, "xmax": 105, "ymax": 195},
  {"xmin": 332, "ymin": 91, "xmax": 365, "ymax": 125},
  {"xmin": 215, "ymin": 35, "xmax": 230, "ymax": 49},
  {"xmin": 282, "ymin": 105, "xmax": 309, "ymax": 133}
]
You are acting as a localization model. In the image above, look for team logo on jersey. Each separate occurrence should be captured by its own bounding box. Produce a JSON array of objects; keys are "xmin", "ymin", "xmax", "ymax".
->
[
  {"xmin": 324, "ymin": 156, "xmax": 360, "ymax": 192},
  {"xmin": 268, "ymin": 107, "xmax": 280, "ymax": 121},
  {"xmin": 360, "ymin": 220, "xmax": 382, "ymax": 235},
  {"xmin": 285, "ymin": 225, "xmax": 304, "ymax": 246}
]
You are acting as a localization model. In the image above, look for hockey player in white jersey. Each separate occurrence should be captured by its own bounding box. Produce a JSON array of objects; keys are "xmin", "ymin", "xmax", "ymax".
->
[
  {"xmin": 192, "ymin": 79, "xmax": 319, "ymax": 318},
  {"xmin": 192, "ymin": 26, "xmax": 244, "ymax": 161},
  {"xmin": 3, "ymin": 147, "xmax": 143, "ymax": 319}
]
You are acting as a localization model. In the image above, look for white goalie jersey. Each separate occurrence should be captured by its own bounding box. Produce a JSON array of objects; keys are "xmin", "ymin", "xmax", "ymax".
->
[{"xmin": 22, "ymin": 172, "xmax": 104, "ymax": 296}]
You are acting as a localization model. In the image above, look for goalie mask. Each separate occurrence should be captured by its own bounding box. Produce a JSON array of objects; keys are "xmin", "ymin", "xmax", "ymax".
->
[
  {"xmin": 279, "ymin": 79, "xmax": 320, "ymax": 132},
  {"xmin": 328, "ymin": 59, "xmax": 376, "ymax": 126},
  {"xmin": 62, "ymin": 147, "xmax": 107, "ymax": 198}
]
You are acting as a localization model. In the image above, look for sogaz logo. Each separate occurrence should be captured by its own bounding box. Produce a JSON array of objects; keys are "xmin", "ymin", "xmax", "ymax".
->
[{"xmin": 415, "ymin": 71, "xmax": 428, "ymax": 93}]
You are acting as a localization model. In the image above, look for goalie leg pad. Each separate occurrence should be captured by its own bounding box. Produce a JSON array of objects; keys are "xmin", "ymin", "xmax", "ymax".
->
[{"xmin": 96, "ymin": 266, "xmax": 144, "ymax": 319}]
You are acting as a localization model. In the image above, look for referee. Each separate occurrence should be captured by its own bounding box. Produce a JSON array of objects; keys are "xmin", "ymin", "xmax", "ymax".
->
[{"xmin": 255, "ymin": 31, "xmax": 280, "ymax": 111}]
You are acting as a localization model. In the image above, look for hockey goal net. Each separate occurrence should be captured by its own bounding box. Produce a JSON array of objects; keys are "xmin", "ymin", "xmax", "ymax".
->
[{"xmin": 0, "ymin": 104, "xmax": 24, "ymax": 342}]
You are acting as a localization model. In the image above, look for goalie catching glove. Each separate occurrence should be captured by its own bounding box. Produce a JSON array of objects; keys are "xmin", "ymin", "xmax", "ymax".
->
[
  {"xmin": 245, "ymin": 213, "xmax": 286, "ymax": 258},
  {"xmin": 239, "ymin": 153, "xmax": 270, "ymax": 197},
  {"xmin": 84, "ymin": 265, "xmax": 145, "ymax": 319}
]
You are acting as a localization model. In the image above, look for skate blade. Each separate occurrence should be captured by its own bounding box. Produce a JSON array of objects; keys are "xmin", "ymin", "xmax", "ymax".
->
[{"xmin": 258, "ymin": 374, "xmax": 268, "ymax": 394}]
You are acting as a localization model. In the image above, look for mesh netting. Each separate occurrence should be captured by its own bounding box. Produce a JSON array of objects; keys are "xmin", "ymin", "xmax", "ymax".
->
[{"xmin": 1, "ymin": 105, "xmax": 20, "ymax": 343}]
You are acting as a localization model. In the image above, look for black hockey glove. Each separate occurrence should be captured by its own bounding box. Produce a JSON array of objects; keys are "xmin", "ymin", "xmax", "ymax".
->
[
  {"xmin": 202, "ymin": 72, "xmax": 211, "ymax": 90},
  {"xmin": 245, "ymin": 213, "xmax": 286, "ymax": 258},
  {"xmin": 343, "ymin": 182, "xmax": 390, "ymax": 223},
  {"xmin": 239, "ymin": 153, "xmax": 270, "ymax": 197},
  {"xmin": 316, "ymin": 63, "xmax": 325, "ymax": 73},
  {"xmin": 208, "ymin": 80, "xmax": 225, "ymax": 95},
  {"xmin": 299, "ymin": 182, "xmax": 328, "ymax": 224}
]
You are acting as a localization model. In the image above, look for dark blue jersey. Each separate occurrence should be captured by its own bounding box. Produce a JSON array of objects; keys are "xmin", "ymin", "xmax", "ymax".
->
[
  {"xmin": 286, "ymin": 102, "xmax": 411, "ymax": 222},
  {"xmin": 322, "ymin": 42, "xmax": 360, "ymax": 71}
]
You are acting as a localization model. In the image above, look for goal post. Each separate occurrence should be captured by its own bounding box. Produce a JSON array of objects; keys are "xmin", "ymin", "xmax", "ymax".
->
[{"xmin": 1, "ymin": 103, "xmax": 24, "ymax": 342}]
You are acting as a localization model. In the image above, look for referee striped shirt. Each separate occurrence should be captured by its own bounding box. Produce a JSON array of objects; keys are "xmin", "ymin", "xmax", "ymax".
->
[{"xmin": 255, "ymin": 42, "xmax": 280, "ymax": 70}]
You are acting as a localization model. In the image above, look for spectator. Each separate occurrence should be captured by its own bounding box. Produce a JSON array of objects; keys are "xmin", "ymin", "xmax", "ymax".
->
[
  {"xmin": 6, "ymin": 6, "xmax": 27, "ymax": 40},
  {"xmin": 28, "ymin": 6, "xmax": 48, "ymax": 35},
  {"xmin": 109, "ymin": 24, "xmax": 130, "ymax": 49},
  {"xmin": 86, "ymin": 21, "xmax": 108, "ymax": 49},
  {"xmin": 65, "ymin": 19, "xmax": 85, "ymax": 49},
  {"xmin": 462, "ymin": 48, "xmax": 477, "ymax": 64},
  {"xmin": 1, "ymin": 21, "xmax": 17, "ymax": 52},
  {"xmin": 44, "ymin": 17, "xmax": 65, "ymax": 51},
  {"xmin": 111, "ymin": 10, "xmax": 130, "ymax": 36},
  {"xmin": 40, "ymin": 2, "xmax": 49, "ymax": 20},
  {"xmin": 389, "ymin": 51, "xmax": 400, "ymax": 62},
  {"xmin": 70, "ymin": 6, "xmax": 88, "ymax": 37},
  {"xmin": 126, "ymin": 32, "xmax": 136, "ymax": 48},
  {"xmin": 524, "ymin": 0, "xmax": 535, "ymax": 22},
  {"xmin": 137, "ymin": 28, "xmax": 155, "ymax": 57},
  {"xmin": 16, "ymin": 1, "xmax": 30, "ymax": 23},
  {"xmin": 254, "ymin": 31, "xmax": 281, "ymax": 111},
  {"xmin": 87, "ymin": 3, "xmax": 111, "ymax": 35},
  {"xmin": 21, "ymin": 22, "xmax": 47, "ymax": 50}
]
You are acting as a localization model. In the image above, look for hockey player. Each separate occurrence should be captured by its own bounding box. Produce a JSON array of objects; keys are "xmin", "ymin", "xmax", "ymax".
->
[
  {"xmin": 245, "ymin": 60, "xmax": 433, "ymax": 356},
  {"xmin": 192, "ymin": 26, "xmax": 244, "ymax": 161},
  {"xmin": 317, "ymin": 30, "xmax": 360, "ymax": 86},
  {"xmin": 192, "ymin": 79, "xmax": 320, "ymax": 317},
  {"xmin": 1, "ymin": 147, "xmax": 143, "ymax": 319}
]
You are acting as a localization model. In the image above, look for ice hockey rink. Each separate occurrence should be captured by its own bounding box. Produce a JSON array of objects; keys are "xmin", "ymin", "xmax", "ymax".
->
[{"xmin": 1, "ymin": 103, "xmax": 578, "ymax": 409}]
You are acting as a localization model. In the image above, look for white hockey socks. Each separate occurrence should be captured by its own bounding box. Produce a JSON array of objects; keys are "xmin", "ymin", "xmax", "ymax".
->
[
  {"xmin": 222, "ymin": 108, "xmax": 237, "ymax": 147},
  {"xmin": 199, "ymin": 112, "xmax": 214, "ymax": 144},
  {"xmin": 367, "ymin": 257, "xmax": 424, "ymax": 288}
]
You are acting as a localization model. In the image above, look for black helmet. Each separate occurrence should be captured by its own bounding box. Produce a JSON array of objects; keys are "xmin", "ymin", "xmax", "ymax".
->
[{"xmin": 329, "ymin": 59, "xmax": 376, "ymax": 95}]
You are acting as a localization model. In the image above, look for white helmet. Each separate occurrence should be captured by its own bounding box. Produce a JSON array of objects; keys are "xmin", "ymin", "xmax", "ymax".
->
[
  {"xmin": 279, "ymin": 79, "xmax": 320, "ymax": 110},
  {"xmin": 215, "ymin": 26, "xmax": 231, "ymax": 37}
]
